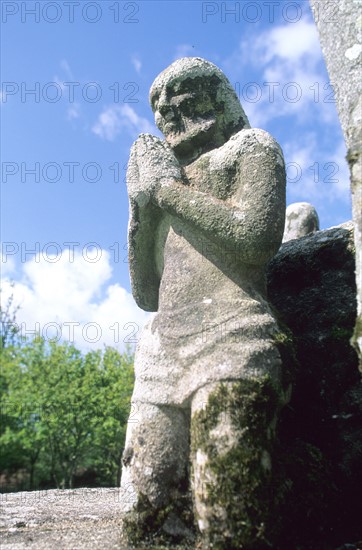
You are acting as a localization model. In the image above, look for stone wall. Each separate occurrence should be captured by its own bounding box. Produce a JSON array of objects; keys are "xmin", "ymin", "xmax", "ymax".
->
[
  {"xmin": 309, "ymin": 0, "xmax": 362, "ymax": 366},
  {"xmin": 267, "ymin": 223, "xmax": 362, "ymax": 549}
]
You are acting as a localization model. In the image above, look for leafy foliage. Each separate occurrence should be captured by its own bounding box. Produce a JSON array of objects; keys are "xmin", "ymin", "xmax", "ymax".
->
[{"xmin": 0, "ymin": 299, "xmax": 134, "ymax": 491}]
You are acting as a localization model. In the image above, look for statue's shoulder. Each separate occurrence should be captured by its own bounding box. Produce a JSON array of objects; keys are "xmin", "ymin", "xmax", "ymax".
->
[{"xmin": 226, "ymin": 128, "xmax": 284, "ymax": 164}]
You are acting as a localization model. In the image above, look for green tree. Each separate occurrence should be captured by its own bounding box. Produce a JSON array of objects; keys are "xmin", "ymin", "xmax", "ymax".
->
[
  {"xmin": 0, "ymin": 289, "xmax": 30, "ymax": 486},
  {"xmin": 91, "ymin": 346, "xmax": 135, "ymax": 485},
  {"xmin": 1, "ymin": 334, "xmax": 134, "ymax": 490},
  {"xmin": 0, "ymin": 287, "xmax": 20, "ymax": 350}
]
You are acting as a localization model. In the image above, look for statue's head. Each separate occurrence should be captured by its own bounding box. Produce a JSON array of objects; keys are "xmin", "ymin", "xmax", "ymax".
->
[{"xmin": 149, "ymin": 57, "xmax": 250, "ymax": 164}]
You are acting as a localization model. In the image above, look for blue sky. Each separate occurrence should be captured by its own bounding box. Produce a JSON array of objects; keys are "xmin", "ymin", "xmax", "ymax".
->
[{"xmin": 1, "ymin": 0, "xmax": 352, "ymax": 350}]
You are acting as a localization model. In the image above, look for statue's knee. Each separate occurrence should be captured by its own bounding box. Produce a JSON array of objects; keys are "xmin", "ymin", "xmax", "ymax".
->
[{"xmin": 122, "ymin": 404, "xmax": 190, "ymax": 506}]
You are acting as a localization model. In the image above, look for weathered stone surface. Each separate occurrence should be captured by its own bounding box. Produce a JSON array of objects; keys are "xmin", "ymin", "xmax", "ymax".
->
[
  {"xmin": 267, "ymin": 222, "xmax": 362, "ymax": 549},
  {"xmin": 0, "ymin": 489, "xmax": 194, "ymax": 550},
  {"xmin": 309, "ymin": 0, "xmax": 362, "ymax": 365},
  {"xmin": 190, "ymin": 378, "xmax": 284, "ymax": 549},
  {"xmin": 127, "ymin": 57, "xmax": 251, "ymax": 313},
  {"xmin": 1, "ymin": 226, "xmax": 361, "ymax": 549},
  {"xmin": 0, "ymin": 489, "xmax": 123, "ymax": 549},
  {"xmin": 282, "ymin": 201, "xmax": 319, "ymax": 242},
  {"xmin": 122, "ymin": 57, "xmax": 287, "ymax": 548}
]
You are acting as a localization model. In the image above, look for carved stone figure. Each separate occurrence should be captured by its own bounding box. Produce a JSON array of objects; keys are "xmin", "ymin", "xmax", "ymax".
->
[
  {"xmin": 282, "ymin": 201, "xmax": 320, "ymax": 242},
  {"xmin": 120, "ymin": 57, "xmax": 288, "ymax": 549}
]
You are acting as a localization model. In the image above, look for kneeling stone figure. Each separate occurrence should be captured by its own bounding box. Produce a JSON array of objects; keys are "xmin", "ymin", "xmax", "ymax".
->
[{"xmin": 120, "ymin": 57, "xmax": 289, "ymax": 549}]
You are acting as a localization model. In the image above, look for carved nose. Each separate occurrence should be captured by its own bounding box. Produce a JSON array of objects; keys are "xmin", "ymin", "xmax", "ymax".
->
[{"xmin": 158, "ymin": 101, "xmax": 173, "ymax": 118}]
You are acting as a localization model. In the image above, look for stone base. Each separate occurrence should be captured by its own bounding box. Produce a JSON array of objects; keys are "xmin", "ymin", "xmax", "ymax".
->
[
  {"xmin": 0, "ymin": 489, "xmax": 124, "ymax": 549},
  {"xmin": 0, "ymin": 488, "xmax": 195, "ymax": 550}
]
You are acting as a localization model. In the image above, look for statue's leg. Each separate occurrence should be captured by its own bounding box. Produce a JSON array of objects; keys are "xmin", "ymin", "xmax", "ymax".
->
[
  {"xmin": 120, "ymin": 401, "xmax": 194, "ymax": 545},
  {"xmin": 191, "ymin": 378, "xmax": 283, "ymax": 550}
]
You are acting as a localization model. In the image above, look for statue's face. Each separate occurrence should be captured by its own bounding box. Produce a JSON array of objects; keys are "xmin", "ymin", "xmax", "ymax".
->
[{"xmin": 150, "ymin": 75, "xmax": 221, "ymax": 163}]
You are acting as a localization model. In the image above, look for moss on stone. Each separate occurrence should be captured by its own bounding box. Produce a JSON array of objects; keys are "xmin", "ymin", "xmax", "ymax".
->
[
  {"xmin": 331, "ymin": 324, "xmax": 353, "ymax": 340},
  {"xmin": 191, "ymin": 377, "xmax": 284, "ymax": 549},
  {"xmin": 272, "ymin": 326, "xmax": 298, "ymax": 402},
  {"xmin": 122, "ymin": 485, "xmax": 196, "ymax": 548},
  {"xmin": 273, "ymin": 331, "xmax": 291, "ymax": 346}
]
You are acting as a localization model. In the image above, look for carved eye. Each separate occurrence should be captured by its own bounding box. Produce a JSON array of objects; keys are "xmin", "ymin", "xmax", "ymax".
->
[{"xmin": 176, "ymin": 94, "xmax": 196, "ymax": 114}]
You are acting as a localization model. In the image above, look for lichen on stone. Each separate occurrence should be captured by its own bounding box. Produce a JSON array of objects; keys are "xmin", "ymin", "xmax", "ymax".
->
[
  {"xmin": 190, "ymin": 377, "xmax": 284, "ymax": 549},
  {"xmin": 122, "ymin": 486, "xmax": 196, "ymax": 548}
]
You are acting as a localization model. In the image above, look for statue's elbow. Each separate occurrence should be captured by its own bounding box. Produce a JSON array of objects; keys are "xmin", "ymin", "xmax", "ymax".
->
[
  {"xmin": 137, "ymin": 294, "xmax": 159, "ymax": 313},
  {"xmin": 236, "ymin": 231, "xmax": 282, "ymax": 266}
]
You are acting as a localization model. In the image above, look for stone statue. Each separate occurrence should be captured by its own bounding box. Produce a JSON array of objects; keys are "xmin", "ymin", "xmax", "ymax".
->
[
  {"xmin": 282, "ymin": 202, "xmax": 320, "ymax": 242},
  {"xmin": 121, "ymin": 57, "xmax": 288, "ymax": 549}
]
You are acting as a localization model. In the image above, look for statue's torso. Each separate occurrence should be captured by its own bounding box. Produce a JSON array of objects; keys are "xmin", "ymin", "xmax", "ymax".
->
[
  {"xmin": 132, "ymin": 131, "xmax": 282, "ymax": 406},
  {"xmin": 157, "ymin": 129, "xmax": 275, "ymax": 311}
]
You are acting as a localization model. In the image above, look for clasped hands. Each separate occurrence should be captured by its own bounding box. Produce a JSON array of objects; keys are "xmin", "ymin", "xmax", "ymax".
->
[{"xmin": 126, "ymin": 133, "xmax": 184, "ymax": 208}]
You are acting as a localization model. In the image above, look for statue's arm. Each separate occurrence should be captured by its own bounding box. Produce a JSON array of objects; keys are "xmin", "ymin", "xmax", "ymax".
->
[
  {"xmin": 154, "ymin": 129, "xmax": 286, "ymax": 265},
  {"xmin": 126, "ymin": 134, "xmax": 183, "ymax": 311}
]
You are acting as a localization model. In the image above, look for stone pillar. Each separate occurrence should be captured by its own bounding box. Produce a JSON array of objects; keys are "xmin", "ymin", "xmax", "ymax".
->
[{"xmin": 309, "ymin": 0, "xmax": 362, "ymax": 367}]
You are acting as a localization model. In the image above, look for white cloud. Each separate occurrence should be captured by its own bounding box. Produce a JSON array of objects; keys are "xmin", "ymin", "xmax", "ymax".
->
[
  {"xmin": 60, "ymin": 59, "xmax": 74, "ymax": 79},
  {"xmin": 53, "ymin": 76, "xmax": 66, "ymax": 92},
  {"xmin": 1, "ymin": 251, "xmax": 16, "ymax": 277},
  {"xmin": 1, "ymin": 250, "xmax": 150, "ymax": 352},
  {"xmin": 284, "ymin": 135, "xmax": 351, "ymax": 217},
  {"xmin": 227, "ymin": 19, "xmax": 320, "ymax": 72},
  {"xmin": 260, "ymin": 19, "xmax": 321, "ymax": 63},
  {"xmin": 67, "ymin": 102, "xmax": 81, "ymax": 120},
  {"xmin": 131, "ymin": 55, "xmax": 142, "ymax": 74},
  {"xmin": 53, "ymin": 60, "xmax": 75, "ymax": 92},
  {"xmin": 53, "ymin": 61, "xmax": 83, "ymax": 123},
  {"xmin": 224, "ymin": 19, "xmax": 335, "ymax": 126},
  {"xmin": 92, "ymin": 104, "xmax": 155, "ymax": 141},
  {"xmin": 220, "ymin": 17, "xmax": 351, "ymax": 225},
  {"xmin": 173, "ymin": 43, "xmax": 197, "ymax": 60}
]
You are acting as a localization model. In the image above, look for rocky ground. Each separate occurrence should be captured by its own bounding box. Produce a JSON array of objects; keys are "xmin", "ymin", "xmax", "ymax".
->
[
  {"xmin": 0, "ymin": 488, "xmax": 194, "ymax": 549},
  {"xmin": 1, "ymin": 488, "xmax": 124, "ymax": 549}
]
